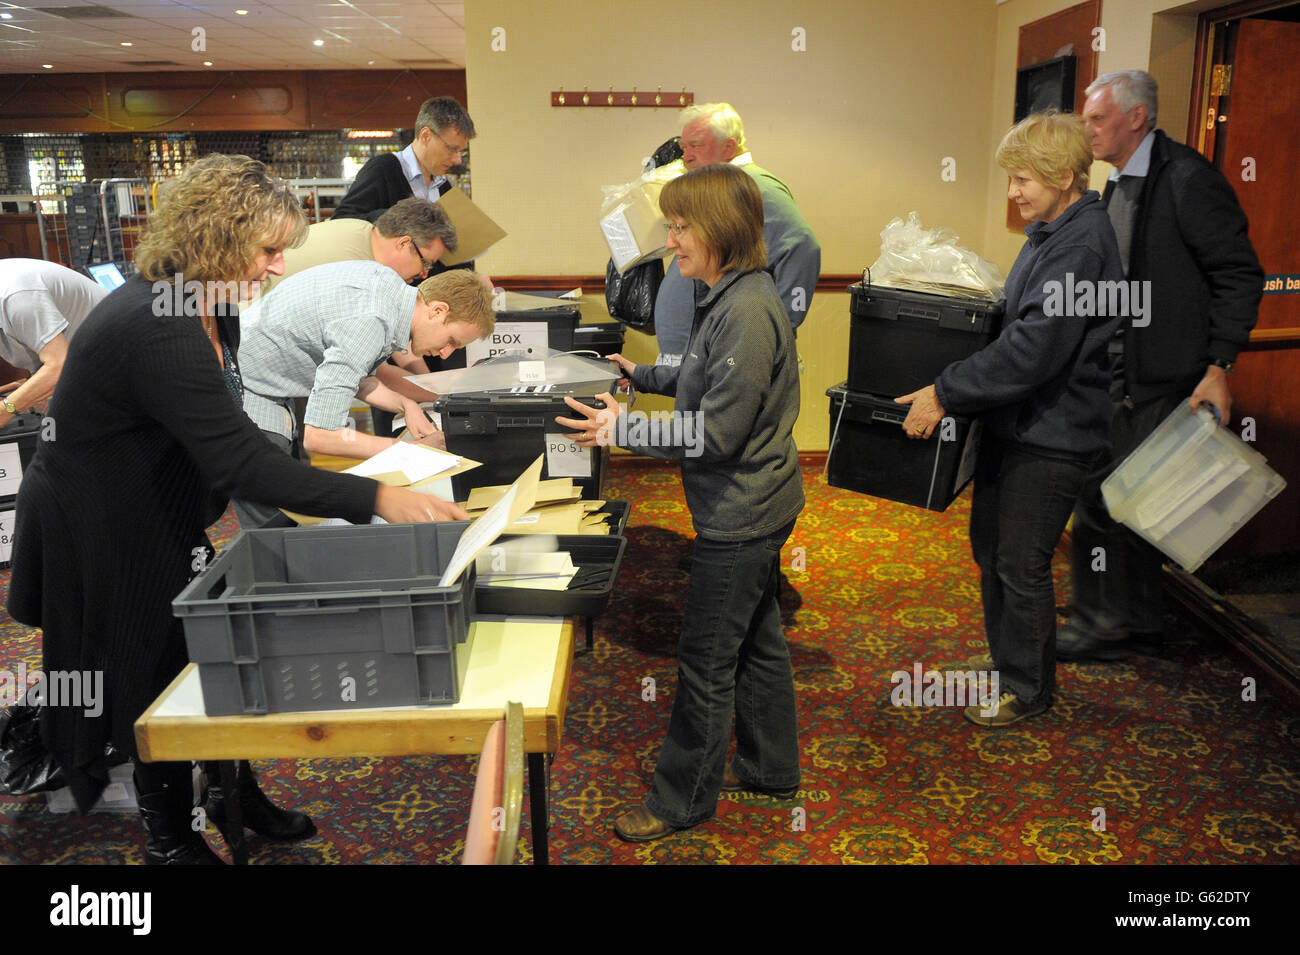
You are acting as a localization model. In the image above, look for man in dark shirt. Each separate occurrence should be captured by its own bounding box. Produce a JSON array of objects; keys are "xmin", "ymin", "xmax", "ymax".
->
[
  {"xmin": 1060, "ymin": 70, "xmax": 1263, "ymax": 662},
  {"xmin": 334, "ymin": 96, "xmax": 476, "ymax": 226}
]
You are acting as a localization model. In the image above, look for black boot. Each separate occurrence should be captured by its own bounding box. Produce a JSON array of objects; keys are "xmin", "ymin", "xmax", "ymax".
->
[
  {"xmin": 203, "ymin": 760, "xmax": 316, "ymax": 842},
  {"xmin": 134, "ymin": 761, "xmax": 225, "ymax": 865}
]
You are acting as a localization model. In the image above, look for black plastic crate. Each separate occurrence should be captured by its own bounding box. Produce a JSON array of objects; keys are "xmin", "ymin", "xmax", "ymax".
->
[
  {"xmin": 427, "ymin": 305, "xmax": 582, "ymax": 373},
  {"xmin": 826, "ymin": 382, "xmax": 980, "ymax": 512},
  {"xmin": 474, "ymin": 535, "xmax": 626, "ymax": 617},
  {"xmin": 435, "ymin": 384, "xmax": 617, "ymax": 501},
  {"xmin": 572, "ymin": 320, "xmax": 625, "ymax": 357},
  {"xmin": 847, "ymin": 284, "xmax": 1003, "ymax": 397},
  {"xmin": 173, "ymin": 523, "xmax": 477, "ymax": 715}
]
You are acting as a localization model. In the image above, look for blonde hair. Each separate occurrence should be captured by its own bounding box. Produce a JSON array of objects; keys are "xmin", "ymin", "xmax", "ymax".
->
[
  {"xmin": 996, "ymin": 110, "xmax": 1092, "ymax": 192},
  {"xmin": 134, "ymin": 154, "xmax": 307, "ymax": 285},
  {"xmin": 417, "ymin": 270, "xmax": 495, "ymax": 337},
  {"xmin": 659, "ymin": 163, "xmax": 766, "ymax": 274}
]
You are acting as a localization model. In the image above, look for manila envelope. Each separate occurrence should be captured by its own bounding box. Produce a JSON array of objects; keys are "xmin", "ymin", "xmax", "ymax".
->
[{"xmin": 437, "ymin": 187, "xmax": 507, "ymax": 265}]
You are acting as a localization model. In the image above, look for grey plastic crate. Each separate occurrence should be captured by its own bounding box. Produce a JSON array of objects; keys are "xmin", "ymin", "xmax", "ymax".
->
[{"xmin": 173, "ymin": 523, "xmax": 477, "ymax": 716}]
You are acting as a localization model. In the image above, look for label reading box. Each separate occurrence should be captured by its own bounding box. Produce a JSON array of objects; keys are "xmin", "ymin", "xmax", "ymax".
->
[
  {"xmin": 0, "ymin": 507, "xmax": 15, "ymax": 564},
  {"xmin": 466, "ymin": 321, "xmax": 550, "ymax": 366},
  {"xmin": 0, "ymin": 443, "xmax": 22, "ymax": 497},
  {"xmin": 546, "ymin": 437, "xmax": 593, "ymax": 478}
]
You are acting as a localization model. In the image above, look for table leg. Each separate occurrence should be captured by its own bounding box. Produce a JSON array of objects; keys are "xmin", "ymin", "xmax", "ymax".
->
[
  {"xmin": 527, "ymin": 752, "xmax": 549, "ymax": 865},
  {"xmin": 218, "ymin": 760, "xmax": 248, "ymax": 866},
  {"xmin": 585, "ymin": 616, "xmax": 594, "ymax": 653}
]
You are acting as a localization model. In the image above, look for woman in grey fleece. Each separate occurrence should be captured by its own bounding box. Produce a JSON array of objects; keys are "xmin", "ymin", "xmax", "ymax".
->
[{"xmin": 559, "ymin": 163, "xmax": 804, "ymax": 842}]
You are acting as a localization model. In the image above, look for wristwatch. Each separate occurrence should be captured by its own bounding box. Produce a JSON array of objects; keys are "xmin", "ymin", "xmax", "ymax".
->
[
  {"xmin": 1210, "ymin": 358, "xmax": 1235, "ymax": 374},
  {"xmin": 2, "ymin": 399, "xmax": 15, "ymax": 415}
]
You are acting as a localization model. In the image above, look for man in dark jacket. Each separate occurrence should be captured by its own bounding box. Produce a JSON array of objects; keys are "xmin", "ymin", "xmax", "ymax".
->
[
  {"xmin": 333, "ymin": 97, "xmax": 475, "ymax": 225},
  {"xmin": 1060, "ymin": 70, "xmax": 1263, "ymax": 661}
]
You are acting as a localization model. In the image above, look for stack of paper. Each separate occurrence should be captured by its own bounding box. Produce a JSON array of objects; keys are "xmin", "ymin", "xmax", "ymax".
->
[
  {"xmin": 475, "ymin": 551, "xmax": 579, "ymax": 591},
  {"xmin": 463, "ymin": 478, "xmax": 616, "ymax": 535}
]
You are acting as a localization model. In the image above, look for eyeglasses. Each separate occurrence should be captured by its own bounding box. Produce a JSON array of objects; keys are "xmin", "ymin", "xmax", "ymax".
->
[
  {"xmin": 433, "ymin": 130, "xmax": 467, "ymax": 158},
  {"xmin": 666, "ymin": 221, "xmax": 691, "ymax": 236},
  {"xmin": 407, "ymin": 237, "xmax": 432, "ymax": 275}
]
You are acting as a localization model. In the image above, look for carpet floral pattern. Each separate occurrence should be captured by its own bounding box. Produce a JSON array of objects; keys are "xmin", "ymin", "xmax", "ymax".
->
[{"xmin": 2, "ymin": 458, "xmax": 1297, "ymax": 865}]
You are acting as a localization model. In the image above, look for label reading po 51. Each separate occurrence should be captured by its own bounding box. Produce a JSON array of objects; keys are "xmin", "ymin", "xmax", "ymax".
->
[
  {"xmin": 0, "ymin": 442, "xmax": 22, "ymax": 497},
  {"xmin": 0, "ymin": 508, "xmax": 15, "ymax": 563},
  {"xmin": 546, "ymin": 437, "xmax": 592, "ymax": 478}
]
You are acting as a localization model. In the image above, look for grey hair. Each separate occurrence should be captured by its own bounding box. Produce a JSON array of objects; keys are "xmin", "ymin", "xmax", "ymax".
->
[
  {"xmin": 678, "ymin": 102, "xmax": 748, "ymax": 153},
  {"xmin": 375, "ymin": 197, "xmax": 458, "ymax": 253},
  {"xmin": 414, "ymin": 96, "xmax": 476, "ymax": 139},
  {"xmin": 1086, "ymin": 71, "xmax": 1158, "ymax": 130}
]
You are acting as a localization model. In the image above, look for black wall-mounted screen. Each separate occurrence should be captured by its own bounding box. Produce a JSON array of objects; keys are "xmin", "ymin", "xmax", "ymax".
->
[{"xmin": 1015, "ymin": 55, "xmax": 1078, "ymax": 122}]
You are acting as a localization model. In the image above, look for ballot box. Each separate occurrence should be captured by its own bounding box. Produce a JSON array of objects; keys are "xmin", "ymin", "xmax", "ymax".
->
[
  {"xmin": 0, "ymin": 414, "xmax": 45, "ymax": 568},
  {"xmin": 847, "ymin": 284, "xmax": 1003, "ymax": 397},
  {"xmin": 826, "ymin": 383, "xmax": 980, "ymax": 512},
  {"xmin": 435, "ymin": 383, "xmax": 618, "ymax": 501}
]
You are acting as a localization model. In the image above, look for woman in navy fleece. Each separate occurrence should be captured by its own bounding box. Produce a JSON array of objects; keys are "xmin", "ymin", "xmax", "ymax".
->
[{"xmin": 897, "ymin": 111, "xmax": 1125, "ymax": 727}]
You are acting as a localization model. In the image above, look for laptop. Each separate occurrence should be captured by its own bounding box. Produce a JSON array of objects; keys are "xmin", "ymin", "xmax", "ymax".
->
[{"xmin": 85, "ymin": 262, "xmax": 126, "ymax": 291}]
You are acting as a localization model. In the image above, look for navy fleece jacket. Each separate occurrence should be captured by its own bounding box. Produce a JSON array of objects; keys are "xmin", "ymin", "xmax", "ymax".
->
[{"xmin": 934, "ymin": 190, "xmax": 1124, "ymax": 458}]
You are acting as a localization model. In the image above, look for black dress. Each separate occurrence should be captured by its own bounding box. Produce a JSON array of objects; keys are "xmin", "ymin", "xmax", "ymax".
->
[{"xmin": 7, "ymin": 275, "xmax": 378, "ymax": 811}]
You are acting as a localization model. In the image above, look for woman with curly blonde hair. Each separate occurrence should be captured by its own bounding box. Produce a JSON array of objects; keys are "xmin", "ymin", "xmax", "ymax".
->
[{"xmin": 8, "ymin": 154, "xmax": 458, "ymax": 864}]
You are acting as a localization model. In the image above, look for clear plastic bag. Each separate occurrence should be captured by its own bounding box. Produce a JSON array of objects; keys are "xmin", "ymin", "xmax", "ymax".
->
[
  {"xmin": 599, "ymin": 161, "xmax": 685, "ymax": 273},
  {"xmin": 868, "ymin": 212, "xmax": 1005, "ymax": 300}
]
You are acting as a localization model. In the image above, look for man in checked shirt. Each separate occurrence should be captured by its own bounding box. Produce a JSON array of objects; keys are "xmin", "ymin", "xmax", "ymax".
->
[{"xmin": 232, "ymin": 259, "xmax": 494, "ymax": 529}]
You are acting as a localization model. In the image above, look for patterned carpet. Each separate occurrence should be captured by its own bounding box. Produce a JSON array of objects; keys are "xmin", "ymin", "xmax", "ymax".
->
[{"xmin": 1, "ymin": 456, "xmax": 1298, "ymax": 865}]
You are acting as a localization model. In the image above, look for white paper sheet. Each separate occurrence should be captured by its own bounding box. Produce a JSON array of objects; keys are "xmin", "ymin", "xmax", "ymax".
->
[
  {"xmin": 345, "ymin": 441, "xmax": 460, "ymax": 485},
  {"xmin": 438, "ymin": 485, "xmax": 517, "ymax": 587}
]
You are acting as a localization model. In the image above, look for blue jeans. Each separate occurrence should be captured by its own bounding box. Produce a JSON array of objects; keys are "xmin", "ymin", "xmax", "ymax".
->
[
  {"xmin": 644, "ymin": 519, "xmax": 800, "ymax": 828},
  {"xmin": 1068, "ymin": 393, "xmax": 1184, "ymax": 642},
  {"xmin": 970, "ymin": 438, "xmax": 1094, "ymax": 705}
]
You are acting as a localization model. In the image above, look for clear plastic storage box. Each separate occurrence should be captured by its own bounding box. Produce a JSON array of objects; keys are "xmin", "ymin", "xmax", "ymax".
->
[{"xmin": 1102, "ymin": 404, "xmax": 1287, "ymax": 571}]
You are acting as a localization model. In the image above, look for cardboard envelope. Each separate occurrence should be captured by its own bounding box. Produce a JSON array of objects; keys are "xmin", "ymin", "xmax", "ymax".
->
[{"xmin": 437, "ymin": 187, "xmax": 507, "ymax": 265}]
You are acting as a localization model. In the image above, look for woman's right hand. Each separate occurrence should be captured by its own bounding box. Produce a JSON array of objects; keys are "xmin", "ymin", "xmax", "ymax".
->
[
  {"xmin": 608, "ymin": 352, "xmax": 636, "ymax": 392},
  {"xmin": 374, "ymin": 484, "xmax": 469, "ymax": 523}
]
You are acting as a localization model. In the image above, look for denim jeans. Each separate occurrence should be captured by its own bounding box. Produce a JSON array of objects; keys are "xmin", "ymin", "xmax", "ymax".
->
[
  {"xmin": 644, "ymin": 519, "xmax": 800, "ymax": 828},
  {"xmin": 1068, "ymin": 393, "xmax": 1184, "ymax": 642},
  {"xmin": 970, "ymin": 438, "xmax": 1094, "ymax": 705}
]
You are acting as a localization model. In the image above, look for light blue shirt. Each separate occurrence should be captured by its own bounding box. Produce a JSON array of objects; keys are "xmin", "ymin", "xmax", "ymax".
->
[
  {"xmin": 239, "ymin": 260, "xmax": 417, "ymax": 440},
  {"xmin": 1110, "ymin": 131, "xmax": 1156, "ymax": 180},
  {"xmin": 396, "ymin": 144, "xmax": 446, "ymax": 202}
]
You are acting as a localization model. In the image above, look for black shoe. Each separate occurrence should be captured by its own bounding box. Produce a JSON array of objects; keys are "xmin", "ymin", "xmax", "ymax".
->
[
  {"xmin": 1056, "ymin": 624, "xmax": 1166, "ymax": 662},
  {"xmin": 721, "ymin": 765, "xmax": 799, "ymax": 799},
  {"xmin": 204, "ymin": 761, "xmax": 316, "ymax": 842},
  {"xmin": 135, "ymin": 763, "xmax": 225, "ymax": 865}
]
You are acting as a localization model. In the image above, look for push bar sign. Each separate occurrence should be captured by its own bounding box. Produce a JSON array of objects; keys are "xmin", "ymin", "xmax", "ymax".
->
[{"xmin": 466, "ymin": 321, "xmax": 550, "ymax": 365}]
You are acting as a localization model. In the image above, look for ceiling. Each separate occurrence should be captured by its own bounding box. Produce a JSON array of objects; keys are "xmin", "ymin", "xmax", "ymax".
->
[{"xmin": 0, "ymin": 0, "xmax": 465, "ymax": 73}]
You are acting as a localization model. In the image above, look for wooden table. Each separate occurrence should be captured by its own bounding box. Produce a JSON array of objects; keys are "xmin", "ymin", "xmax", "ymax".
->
[{"xmin": 135, "ymin": 616, "xmax": 575, "ymax": 865}]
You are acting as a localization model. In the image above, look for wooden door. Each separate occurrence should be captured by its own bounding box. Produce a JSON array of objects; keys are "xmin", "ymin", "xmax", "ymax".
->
[{"xmin": 1211, "ymin": 18, "xmax": 1300, "ymax": 557}]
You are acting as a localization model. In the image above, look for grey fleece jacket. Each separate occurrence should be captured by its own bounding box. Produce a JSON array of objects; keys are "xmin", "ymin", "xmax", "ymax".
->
[{"xmin": 625, "ymin": 268, "xmax": 804, "ymax": 541}]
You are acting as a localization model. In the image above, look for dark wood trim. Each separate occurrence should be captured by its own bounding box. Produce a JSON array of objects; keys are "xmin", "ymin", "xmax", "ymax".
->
[
  {"xmin": 493, "ymin": 274, "xmax": 867, "ymax": 294},
  {"xmin": 1247, "ymin": 327, "xmax": 1300, "ymax": 345},
  {"xmin": 1163, "ymin": 565, "xmax": 1300, "ymax": 710},
  {"xmin": 1060, "ymin": 526, "xmax": 1299, "ymax": 710}
]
